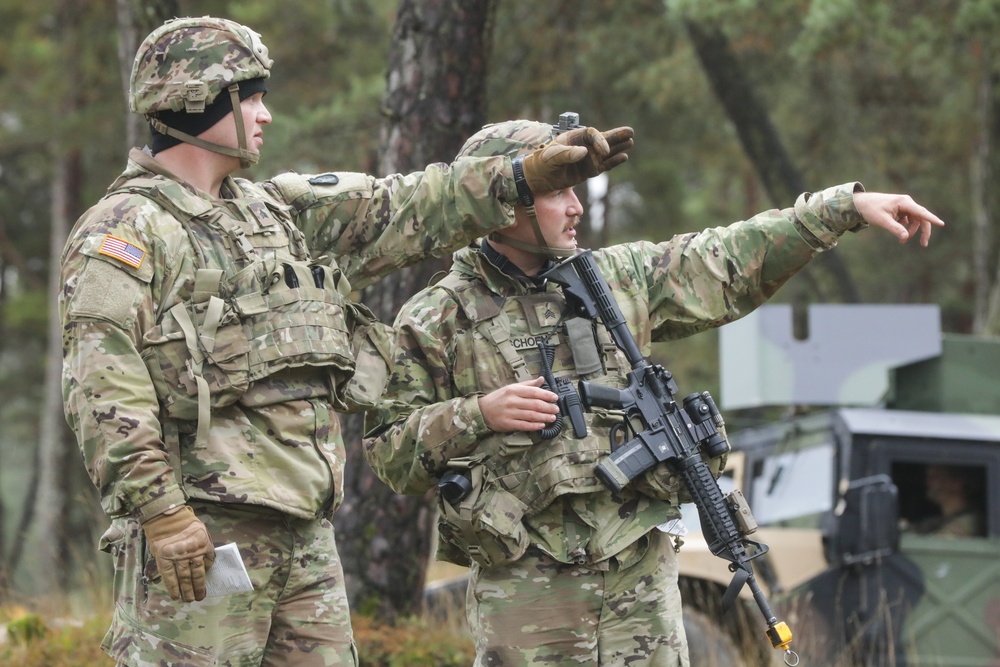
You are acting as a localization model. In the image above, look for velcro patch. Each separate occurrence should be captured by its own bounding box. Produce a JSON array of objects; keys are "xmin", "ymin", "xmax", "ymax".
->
[
  {"xmin": 69, "ymin": 258, "xmax": 143, "ymax": 328},
  {"xmin": 98, "ymin": 234, "xmax": 146, "ymax": 269},
  {"xmin": 509, "ymin": 334, "xmax": 560, "ymax": 351}
]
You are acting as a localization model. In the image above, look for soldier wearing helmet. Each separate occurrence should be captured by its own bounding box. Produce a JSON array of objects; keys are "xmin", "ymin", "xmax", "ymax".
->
[
  {"xmin": 130, "ymin": 16, "xmax": 274, "ymax": 169},
  {"xmin": 363, "ymin": 116, "xmax": 945, "ymax": 666},
  {"xmin": 59, "ymin": 16, "xmax": 634, "ymax": 667}
]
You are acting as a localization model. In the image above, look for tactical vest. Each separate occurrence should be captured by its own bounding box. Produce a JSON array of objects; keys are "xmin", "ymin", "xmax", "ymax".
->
[
  {"xmin": 434, "ymin": 271, "xmax": 629, "ymax": 515},
  {"xmin": 110, "ymin": 174, "xmax": 391, "ymax": 446},
  {"xmin": 430, "ymin": 263, "xmax": 728, "ymax": 568}
]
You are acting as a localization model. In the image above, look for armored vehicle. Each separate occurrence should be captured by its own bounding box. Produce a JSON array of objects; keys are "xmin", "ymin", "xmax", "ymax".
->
[{"xmin": 675, "ymin": 306, "xmax": 1000, "ymax": 666}]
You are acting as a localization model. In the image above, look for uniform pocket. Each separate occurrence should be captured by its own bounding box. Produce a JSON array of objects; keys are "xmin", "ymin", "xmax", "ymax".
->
[
  {"xmin": 101, "ymin": 608, "xmax": 215, "ymax": 666},
  {"xmin": 436, "ymin": 464, "xmax": 530, "ymax": 569},
  {"xmin": 141, "ymin": 298, "xmax": 250, "ymax": 421},
  {"xmin": 335, "ymin": 302, "xmax": 394, "ymax": 413}
]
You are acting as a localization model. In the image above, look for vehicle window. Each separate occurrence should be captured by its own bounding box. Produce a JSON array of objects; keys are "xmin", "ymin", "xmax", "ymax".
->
[
  {"xmin": 894, "ymin": 461, "xmax": 987, "ymax": 538},
  {"xmin": 748, "ymin": 443, "xmax": 835, "ymax": 526},
  {"xmin": 679, "ymin": 442, "xmax": 836, "ymax": 533}
]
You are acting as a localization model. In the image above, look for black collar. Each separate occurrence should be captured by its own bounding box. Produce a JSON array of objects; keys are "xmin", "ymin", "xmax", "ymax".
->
[{"xmin": 479, "ymin": 239, "xmax": 553, "ymax": 287}]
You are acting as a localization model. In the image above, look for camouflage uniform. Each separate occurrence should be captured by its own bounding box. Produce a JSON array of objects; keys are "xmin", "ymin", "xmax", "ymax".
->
[
  {"xmin": 59, "ymin": 17, "xmax": 524, "ymax": 667},
  {"xmin": 364, "ymin": 124, "xmax": 869, "ymax": 665}
]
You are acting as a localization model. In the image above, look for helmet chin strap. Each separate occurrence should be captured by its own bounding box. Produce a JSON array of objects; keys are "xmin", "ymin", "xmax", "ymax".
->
[
  {"xmin": 148, "ymin": 84, "xmax": 259, "ymax": 169},
  {"xmin": 489, "ymin": 204, "xmax": 576, "ymax": 259}
]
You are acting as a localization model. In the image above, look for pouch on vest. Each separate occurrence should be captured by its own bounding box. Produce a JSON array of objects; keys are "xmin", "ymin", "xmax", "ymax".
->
[
  {"xmin": 436, "ymin": 461, "xmax": 529, "ymax": 569},
  {"xmin": 333, "ymin": 301, "xmax": 394, "ymax": 413},
  {"xmin": 141, "ymin": 296, "xmax": 251, "ymax": 421}
]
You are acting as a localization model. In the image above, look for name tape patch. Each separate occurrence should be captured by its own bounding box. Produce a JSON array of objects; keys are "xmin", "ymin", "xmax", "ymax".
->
[{"xmin": 99, "ymin": 234, "xmax": 146, "ymax": 269}]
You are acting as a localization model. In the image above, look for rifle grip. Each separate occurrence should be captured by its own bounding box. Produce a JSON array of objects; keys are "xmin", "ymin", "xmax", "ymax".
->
[{"xmin": 579, "ymin": 380, "xmax": 627, "ymax": 410}]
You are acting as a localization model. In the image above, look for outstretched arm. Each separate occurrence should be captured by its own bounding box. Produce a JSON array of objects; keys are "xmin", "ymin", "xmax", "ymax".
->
[{"xmin": 854, "ymin": 192, "xmax": 945, "ymax": 246}]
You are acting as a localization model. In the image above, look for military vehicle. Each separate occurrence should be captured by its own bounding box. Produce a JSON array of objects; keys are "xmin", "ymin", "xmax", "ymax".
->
[{"xmin": 675, "ymin": 305, "xmax": 1000, "ymax": 667}]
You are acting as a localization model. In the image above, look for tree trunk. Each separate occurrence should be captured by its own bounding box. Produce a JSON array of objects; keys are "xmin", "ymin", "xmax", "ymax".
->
[
  {"xmin": 23, "ymin": 151, "xmax": 81, "ymax": 593},
  {"xmin": 335, "ymin": 0, "xmax": 495, "ymax": 622},
  {"xmin": 684, "ymin": 19, "xmax": 860, "ymax": 305},
  {"xmin": 972, "ymin": 63, "xmax": 1000, "ymax": 336},
  {"xmin": 20, "ymin": 0, "xmax": 86, "ymax": 593},
  {"xmin": 115, "ymin": 0, "xmax": 180, "ymax": 150}
]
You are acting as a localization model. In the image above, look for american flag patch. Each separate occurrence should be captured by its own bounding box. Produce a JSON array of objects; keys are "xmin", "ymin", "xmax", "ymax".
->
[{"xmin": 98, "ymin": 235, "xmax": 146, "ymax": 269}]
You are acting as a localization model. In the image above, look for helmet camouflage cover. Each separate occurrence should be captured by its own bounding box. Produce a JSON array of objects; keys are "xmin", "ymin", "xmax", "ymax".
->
[
  {"xmin": 456, "ymin": 119, "xmax": 557, "ymax": 162},
  {"xmin": 457, "ymin": 118, "xmax": 577, "ymax": 258},
  {"xmin": 130, "ymin": 16, "xmax": 272, "ymax": 116}
]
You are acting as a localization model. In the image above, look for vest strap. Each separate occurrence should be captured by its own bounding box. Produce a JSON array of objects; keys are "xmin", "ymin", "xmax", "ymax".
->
[
  {"xmin": 171, "ymin": 302, "xmax": 211, "ymax": 446},
  {"xmin": 477, "ymin": 315, "xmax": 533, "ymax": 382},
  {"xmin": 198, "ymin": 296, "xmax": 225, "ymax": 355}
]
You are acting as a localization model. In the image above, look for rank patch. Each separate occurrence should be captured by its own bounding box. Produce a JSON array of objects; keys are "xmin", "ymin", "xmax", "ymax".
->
[{"xmin": 534, "ymin": 302, "xmax": 561, "ymax": 327}]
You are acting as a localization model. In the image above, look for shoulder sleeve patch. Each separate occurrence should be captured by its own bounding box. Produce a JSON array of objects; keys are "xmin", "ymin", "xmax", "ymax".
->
[
  {"xmin": 68, "ymin": 258, "xmax": 145, "ymax": 328},
  {"xmin": 79, "ymin": 233, "xmax": 155, "ymax": 283}
]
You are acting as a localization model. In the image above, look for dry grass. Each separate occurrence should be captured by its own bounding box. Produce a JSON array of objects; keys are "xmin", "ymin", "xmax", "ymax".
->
[
  {"xmin": 0, "ymin": 610, "xmax": 111, "ymax": 667},
  {"xmin": 0, "ymin": 592, "xmax": 474, "ymax": 667}
]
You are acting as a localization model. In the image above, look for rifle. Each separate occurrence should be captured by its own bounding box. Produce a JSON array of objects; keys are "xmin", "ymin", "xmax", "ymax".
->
[{"xmin": 540, "ymin": 250, "xmax": 798, "ymax": 665}]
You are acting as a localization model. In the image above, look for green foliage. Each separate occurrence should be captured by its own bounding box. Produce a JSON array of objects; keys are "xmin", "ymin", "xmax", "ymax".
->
[
  {"xmin": 7, "ymin": 610, "xmax": 112, "ymax": 666},
  {"xmin": 0, "ymin": 0, "xmax": 986, "ymax": 330},
  {"xmin": 955, "ymin": 0, "xmax": 1000, "ymax": 37},
  {"xmin": 2, "ymin": 289, "xmax": 48, "ymax": 333},
  {"xmin": 0, "ymin": 614, "xmax": 108, "ymax": 666},
  {"xmin": 219, "ymin": 0, "xmax": 396, "ymax": 175},
  {"xmin": 353, "ymin": 614, "xmax": 475, "ymax": 667},
  {"xmin": 0, "ymin": 0, "xmax": 988, "ymax": 320},
  {"xmin": 6, "ymin": 613, "xmax": 47, "ymax": 646}
]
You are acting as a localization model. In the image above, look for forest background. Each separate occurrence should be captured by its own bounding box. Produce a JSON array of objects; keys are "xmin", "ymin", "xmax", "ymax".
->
[{"xmin": 0, "ymin": 0, "xmax": 998, "ymax": 633}]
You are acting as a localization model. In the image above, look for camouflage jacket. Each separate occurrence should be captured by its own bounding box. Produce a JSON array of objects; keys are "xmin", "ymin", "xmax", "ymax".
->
[
  {"xmin": 365, "ymin": 182, "xmax": 867, "ymax": 566},
  {"xmin": 60, "ymin": 147, "xmax": 517, "ymax": 523}
]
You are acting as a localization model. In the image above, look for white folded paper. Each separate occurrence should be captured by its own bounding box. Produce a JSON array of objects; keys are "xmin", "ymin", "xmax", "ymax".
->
[{"xmin": 205, "ymin": 542, "xmax": 254, "ymax": 597}]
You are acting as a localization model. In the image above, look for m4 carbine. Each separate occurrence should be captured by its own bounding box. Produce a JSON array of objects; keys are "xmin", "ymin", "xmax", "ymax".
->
[{"xmin": 540, "ymin": 250, "xmax": 798, "ymax": 665}]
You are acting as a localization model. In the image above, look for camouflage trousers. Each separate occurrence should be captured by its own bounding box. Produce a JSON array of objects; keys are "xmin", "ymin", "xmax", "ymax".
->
[
  {"xmin": 99, "ymin": 501, "xmax": 357, "ymax": 667},
  {"xmin": 466, "ymin": 528, "xmax": 689, "ymax": 666}
]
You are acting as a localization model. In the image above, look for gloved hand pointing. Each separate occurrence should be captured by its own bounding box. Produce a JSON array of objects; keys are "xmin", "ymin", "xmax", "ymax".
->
[
  {"xmin": 522, "ymin": 125, "xmax": 634, "ymax": 196},
  {"xmin": 142, "ymin": 505, "xmax": 216, "ymax": 602}
]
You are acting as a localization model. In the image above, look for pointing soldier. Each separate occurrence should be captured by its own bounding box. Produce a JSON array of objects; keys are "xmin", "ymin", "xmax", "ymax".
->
[
  {"xmin": 363, "ymin": 117, "xmax": 944, "ymax": 666},
  {"xmin": 59, "ymin": 17, "xmax": 633, "ymax": 667}
]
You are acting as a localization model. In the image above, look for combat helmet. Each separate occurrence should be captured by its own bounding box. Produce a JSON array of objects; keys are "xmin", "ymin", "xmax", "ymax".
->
[
  {"xmin": 130, "ymin": 16, "xmax": 273, "ymax": 168},
  {"xmin": 457, "ymin": 113, "xmax": 583, "ymax": 259}
]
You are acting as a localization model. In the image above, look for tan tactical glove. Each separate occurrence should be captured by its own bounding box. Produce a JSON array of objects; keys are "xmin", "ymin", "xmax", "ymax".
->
[
  {"xmin": 520, "ymin": 125, "xmax": 634, "ymax": 197},
  {"xmin": 142, "ymin": 505, "xmax": 216, "ymax": 602}
]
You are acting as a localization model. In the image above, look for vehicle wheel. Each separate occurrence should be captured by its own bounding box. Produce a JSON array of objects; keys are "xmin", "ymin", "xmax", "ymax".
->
[{"xmin": 684, "ymin": 607, "xmax": 746, "ymax": 667}]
